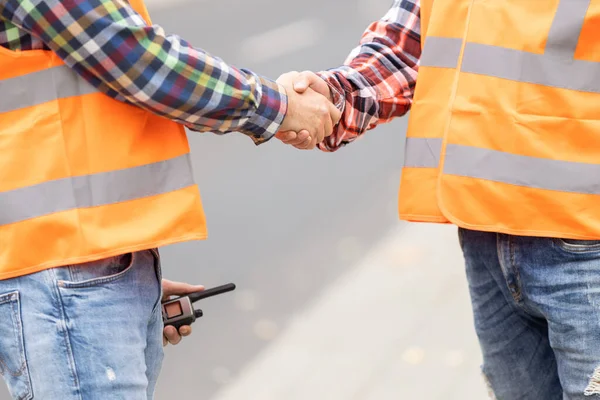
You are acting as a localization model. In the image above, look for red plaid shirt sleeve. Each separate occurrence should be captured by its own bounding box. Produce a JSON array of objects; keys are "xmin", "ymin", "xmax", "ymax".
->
[{"xmin": 317, "ymin": 0, "xmax": 422, "ymax": 152}]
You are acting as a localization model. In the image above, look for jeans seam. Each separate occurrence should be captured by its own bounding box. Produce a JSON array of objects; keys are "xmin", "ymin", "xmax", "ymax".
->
[
  {"xmin": 497, "ymin": 234, "xmax": 535, "ymax": 316},
  {"xmin": 50, "ymin": 269, "xmax": 83, "ymax": 400},
  {"xmin": 497, "ymin": 234, "xmax": 519, "ymax": 302},
  {"xmin": 149, "ymin": 249, "xmax": 163, "ymax": 319},
  {"xmin": 6, "ymin": 296, "xmax": 26, "ymax": 378},
  {"xmin": 11, "ymin": 293, "xmax": 33, "ymax": 400},
  {"xmin": 509, "ymin": 237, "xmax": 523, "ymax": 302},
  {"xmin": 535, "ymin": 357, "xmax": 560, "ymax": 399}
]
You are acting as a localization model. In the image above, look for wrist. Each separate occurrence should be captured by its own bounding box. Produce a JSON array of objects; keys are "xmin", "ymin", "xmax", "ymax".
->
[
  {"xmin": 317, "ymin": 71, "xmax": 345, "ymax": 113},
  {"xmin": 278, "ymin": 83, "xmax": 295, "ymax": 131},
  {"xmin": 244, "ymin": 77, "xmax": 288, "ymax": 145}
]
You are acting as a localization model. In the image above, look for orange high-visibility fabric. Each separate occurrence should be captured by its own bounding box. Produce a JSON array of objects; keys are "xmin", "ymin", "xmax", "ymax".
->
[
  {"xmin": 0, "ymin": 0, "xmax": 207, "ymax": 279},
  {"xmin": 399, "ymin": 0, "xmax": 600, "ymax": 240}
]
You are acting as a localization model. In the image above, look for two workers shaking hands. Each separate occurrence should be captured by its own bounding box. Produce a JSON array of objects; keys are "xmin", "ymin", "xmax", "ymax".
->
[{"xmin": 274, "ymin": 71, "xmax": 341, "ymax": 150}]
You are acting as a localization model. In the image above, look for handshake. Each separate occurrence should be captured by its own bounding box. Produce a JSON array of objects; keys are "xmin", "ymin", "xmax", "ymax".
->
[{"xmin": 275, "ymin": 71, "xmax": 341, "ymax": 150}]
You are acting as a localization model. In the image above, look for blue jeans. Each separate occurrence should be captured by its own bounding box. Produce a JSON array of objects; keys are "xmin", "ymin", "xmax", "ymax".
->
[
  {"xmin": 459, "ymin": 228, "xmax": 600, "ymax": 399},
  {"xmin": 0, "ymin": 249, "xmax": 164, "ymax": 400}
]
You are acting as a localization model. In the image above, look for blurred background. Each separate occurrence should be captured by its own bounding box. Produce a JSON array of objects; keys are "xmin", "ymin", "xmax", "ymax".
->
[{"xmin": 0, "ymin": 0, "xmax": 490, "ymax": 399}]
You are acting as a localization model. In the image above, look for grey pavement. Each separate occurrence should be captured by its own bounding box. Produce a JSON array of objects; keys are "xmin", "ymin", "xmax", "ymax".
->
[
  {"xmin": 0, "ymin": 1, "xmax": 489, "ymax": 399},
  {"xmin": 209, "ymin": 223, "xmax": 489, "ymax": 400}
]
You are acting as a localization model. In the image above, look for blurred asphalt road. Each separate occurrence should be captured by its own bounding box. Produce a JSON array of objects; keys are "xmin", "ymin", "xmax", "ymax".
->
[
  {"xmin": 151, "ymin": 1, "xmax": 413, "ymax": 398},
  {"xmin": 0, "ymin": 1, "xmax": 489, "ymax": 399}
]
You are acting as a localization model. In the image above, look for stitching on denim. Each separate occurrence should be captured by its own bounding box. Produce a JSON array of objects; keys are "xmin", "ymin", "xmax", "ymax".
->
[
  {"xmin": 14, "ymin": 292, "xmax": 32, "ymax": 400},
  {"xmin": 58, "ymin": 253, "xmax": 135, "ymax": 289},
  {"xmin": 149, "ymin": 249, "xmax": 163, "ymax": 319},
  {"xmin": 497, "ymin": 234, "xmax": 522, "ymax": 304},
  {"xmin": 0, "ymin": 356, "xmax": 24, "ymax": 377},
  {"xmin": 0, "ymin": 293, "xmax": 27, "ymax": 377},
  {"xmin": 67, "ymin": 264, "xmax": 76, "ymax": 282},
  {"xmin": 555, "ymin": 238, "xmax": 600, "ymax": 254},
  {"xmin": 7, "ymin": 299, "xmax": 25, "ymax": 377},
  {"xmin": 0, "ymin": 292, "xmax": 33, "ymax": 399},
  {"xmin": 509, "ymin": 237, "xmax": 523, "ymax": 302},
  {"xmin": 51, "ymin": 269, "xmax": 83, "ymax": 400}
]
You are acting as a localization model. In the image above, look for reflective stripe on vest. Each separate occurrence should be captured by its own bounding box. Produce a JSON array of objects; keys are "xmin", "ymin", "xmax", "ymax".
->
[
  {"xmin": 444, "ymin": 145, "xmax": 600, "ymax": 195},
  {"xmin": 1, "ymin": 66, "xmax": 99, "ymax": 113},
  {"xmin": 0, "ymin": 154, "xmax": 194, "ymax": 225},
  {"xmin": 0, "ymin": 0, "xmax": 207, "ymax": 280},
  {"xmin": 404, "ymin": 138, "xmax": 442, "ymax": 168},
  {"xmin": 400, "ymin": 0, "xmax": 600, "ymax": 234},
  {"xmin": 420, "ymin": 37, "xmax": 462, "ymax": 69},
  {"xmin": 406, "ymin": 138, "xmax": 600, "ymax": 195},
  {"xmin": 418, "ymin": 0, "xmax": 597, "ymax": 92},
  {"xmin": 0, "ymin": 65, "xmax": 194, "ymax": 225},
  {"xmin": 405, "ymin": 0, "xmax": 596, "ymax": 172}
]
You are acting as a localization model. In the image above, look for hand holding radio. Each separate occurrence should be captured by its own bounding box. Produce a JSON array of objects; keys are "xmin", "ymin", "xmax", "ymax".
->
[
  {"xmin": 161, "ymin": 280, "xmax": 236, "ymax": 346},
  {"xmin": 161, "ymin": 279, "xmax": 205, "ymax": 346}
]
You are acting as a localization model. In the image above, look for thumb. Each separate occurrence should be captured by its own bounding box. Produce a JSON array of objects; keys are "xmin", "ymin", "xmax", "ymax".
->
[
  {"xmin": 292, "ymin": 71, "xmax": 329, "ymax": 95},
  {"xmin": 292, "ymin": 74, "xmax": 311, "ymax": 93}
]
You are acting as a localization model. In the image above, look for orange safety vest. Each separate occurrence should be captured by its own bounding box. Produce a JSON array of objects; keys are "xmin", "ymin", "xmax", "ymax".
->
[
  {"xmin": 0, "ymin": 0, "xmax": 207, "ymax": 279},
  {"xmin": 399, "ymin": 0, "xmax": 600, "ymax": 239}
]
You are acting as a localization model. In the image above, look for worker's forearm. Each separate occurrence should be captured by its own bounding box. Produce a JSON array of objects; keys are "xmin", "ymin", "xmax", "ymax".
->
[
  {"xmin": 0, "ymin": 0, "xmax": 287, "ymax": 144},
  {"xmin": 316, "ymin": 0, "xmax": 421, "ymax": 152}
]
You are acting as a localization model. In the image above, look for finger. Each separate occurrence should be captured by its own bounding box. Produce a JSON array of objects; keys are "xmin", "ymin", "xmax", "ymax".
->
[
  {"xmin": 307, "ymin": 124, "xmax": 324, "ymax": 150},
  {"xmin": 162, "ymin": 279, "xmax": 204, "ymax": 298},
  {"xmin": 287, "ymin": 130, "xmax": 310, "ymax": 146},
  {"xmin": 276, "ymin": 71, "xmax": 298, "ymax": 85},
  {"xmin": 322, "ymin": 105, "xmax": 334, "ymax": 140},
  {"xmin": 309, "ymin": 100, "xmax": 330, "ymax": 145},
  {"xmin": 292, "ymin": 75, "xmax": 310, "ymax": 93},
  {"xmin": 277, "ymin": 131, "xmax": 309, "ymax": 146},
  {"xmin": 295, "ymin": 71, "xmax": 331, "ymax": 99},
  {"xmin": 179, "ymin": 326, "xmax": 192, "ymax": 337},
  {"xmin": 294, "ymin": 135, "xmax": 313, "ymax": 150},
  {"xmin": 275, "ymin": 131, "xmax": 297, "ymax": 144},
  {"xmin": 163, "ymin": 325, "xmax": 182, "ymax": 345}
]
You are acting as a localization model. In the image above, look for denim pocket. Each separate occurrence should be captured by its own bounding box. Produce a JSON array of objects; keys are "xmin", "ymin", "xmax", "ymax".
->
[
  {"xmin": 0, "ymin": 291, "xmax": 32, "ymax": 400},
  {"xmin": 555, "ymin": 238, "xmax": 600, "ymax": 253},
  {"xmin": 58, "ymin": 253, "xmax": 135, "ymax": 288}
]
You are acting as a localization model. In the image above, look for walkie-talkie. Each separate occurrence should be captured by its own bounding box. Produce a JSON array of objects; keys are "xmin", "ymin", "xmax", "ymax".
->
[{"xmin": 162, "ymin": 283, "xmax": 236, "ymax": 330}]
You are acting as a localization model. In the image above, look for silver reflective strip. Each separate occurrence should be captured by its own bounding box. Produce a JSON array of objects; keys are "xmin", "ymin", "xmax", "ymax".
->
[
  {"xmin": 0, "ymin": 154, "xmax": 195, "ymax": 225},
  {"xmin": 461, "ymin": 0, "xmax": 598, "ymax": 92},
  {"xmin": 404, "ymin": 137, "xmax": 443, "ymax": 168},
  {"xmin": 444, "ymin": 144, "xmax": 600, "ymax": 194},
  {"xmin": 420, "ymin": 37, "xmax": 462, "ymax": 68},
  {"xmin": 461, "ymin": 43, "xmax": 600, "ymax": 93},
  {"xmin": 0, "ymin": 66, "xmax": 98, "ymax": 113},
  {"xmin": 462, "ymin": 44, "xmax": 520, "ymax": 82},
  {"xmin": 545, "ymin": 0, "xmax": 590, "ymax": 58}
]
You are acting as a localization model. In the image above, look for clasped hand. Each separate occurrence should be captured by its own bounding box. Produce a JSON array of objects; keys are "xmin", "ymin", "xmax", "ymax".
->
[{"xmin": 276, "ymin": 71, "xmax": 339, "ymax": 150}]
